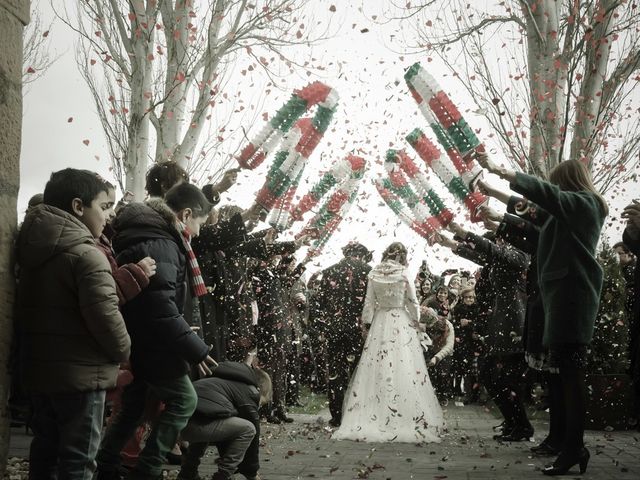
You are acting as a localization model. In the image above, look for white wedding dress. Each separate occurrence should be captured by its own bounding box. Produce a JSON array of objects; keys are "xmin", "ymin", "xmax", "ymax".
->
[{"xmin": 332, "ymin": 260, "xmax": 445, "ymax": 443}]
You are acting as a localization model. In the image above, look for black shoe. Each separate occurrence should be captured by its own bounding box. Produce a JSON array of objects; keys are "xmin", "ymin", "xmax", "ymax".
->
[
  {"xmin": 492, "ymin": 422, "xmax": 514, "ymax": 440},
  {"xmin": 274, "ymin": 407, "xmax": 294, "ymax": 423},
  {"xmin": 499, "ymin": 427, "xmax": 533, "ymax": 442},
  {"xmin": 328, "ymin": 418, "xmax": 341, "ymax": 427},
  {"xmin": 542, "ymin": 448, "xmax": 590, "ymax": 476},
  {"xmin": 531, "ymin": 440, "xmax": 561, "ymax": 456},
  {"xmin": 277, "ymin": 412, "xmax": 294, "ymax": 423},
  {"xmin": 265, "ymin": 413, "xmax": 282, "ymax": 424},
  {"xmin": 492, "ymin": 421, "xmax": 509, "ymax": 432}
]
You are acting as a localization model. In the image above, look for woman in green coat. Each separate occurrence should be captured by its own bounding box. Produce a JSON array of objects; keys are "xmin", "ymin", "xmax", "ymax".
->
[{"xmin": 478, "ymin": 155, "xmax": 608, "ymax": 477}]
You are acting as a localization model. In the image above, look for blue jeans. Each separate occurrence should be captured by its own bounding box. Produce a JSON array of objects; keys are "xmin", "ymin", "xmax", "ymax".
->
[
  {"xmin": 29, "ymin": 390, "xmax": 106, "ymax": 480},
  {"xmin": 96, "ymin": 375, "xmax": 197, "ymax": 476}
]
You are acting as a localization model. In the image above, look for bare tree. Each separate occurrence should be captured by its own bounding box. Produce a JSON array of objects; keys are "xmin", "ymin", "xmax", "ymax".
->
[
  {"xmin": 22, "ymin": 0, "xmax": 56, "ymax": 91},
  {"xmin": 58, "ymin": 0, "xmax": 331, "ymax": 197},
  {"xmin": 0, "ymin": 0, "xmax": 29, "ymax": 476},
  {"xmin": 387, "ymin": 0, "xmax": 640, "ymax": 193}
]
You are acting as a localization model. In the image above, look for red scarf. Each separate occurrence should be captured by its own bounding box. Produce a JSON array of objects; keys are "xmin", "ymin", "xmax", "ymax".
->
[{"xmin": 177, "ymin": 221, "xmax": 207, "ymax": 297}]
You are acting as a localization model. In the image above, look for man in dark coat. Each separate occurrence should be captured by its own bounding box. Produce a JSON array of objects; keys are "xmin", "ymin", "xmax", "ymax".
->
[
  {"xmin": 96, "ymin": 184, "xmax": 216, "ymax": 480},
  {"xmin": 192, "ymin": 207, "xmax": 267, "ymax": 363},
  {"xmin": 251, "ymin": 240, "xmax": 302, "ymax": 423},
  {"xmin": 177, "ymin": 362, "xmax": 270, "ymax": 480},
  {"xmin": 439, "ymin": 223, "xmax": 533, "ymax": 441},
  {"xmin": 316, "ymin": 242, "xmax": 373, "ymax": 427}
]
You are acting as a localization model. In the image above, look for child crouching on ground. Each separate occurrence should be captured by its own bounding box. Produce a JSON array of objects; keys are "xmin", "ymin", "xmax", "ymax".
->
[{"xmin": 178, "ymin": 362, "xmax": 272, "ymax": 480}]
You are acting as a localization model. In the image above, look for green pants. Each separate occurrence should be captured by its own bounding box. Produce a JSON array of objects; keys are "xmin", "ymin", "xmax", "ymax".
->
[{"xmin": 97, "ymin": 375, "xmax": 197, "ymax": 475}]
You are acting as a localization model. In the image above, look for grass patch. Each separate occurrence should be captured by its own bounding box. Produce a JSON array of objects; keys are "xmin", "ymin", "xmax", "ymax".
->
[{"xmin": 289, "ymin": 386, "xmax": 329, "ymax": 415}]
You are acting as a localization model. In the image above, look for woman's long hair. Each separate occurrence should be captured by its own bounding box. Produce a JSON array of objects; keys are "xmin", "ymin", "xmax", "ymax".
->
[
  {"xmin": 548, "ymin": 160, "xmax": 608, "ymax": 216},
  {"xmin": 381, "ymin": 242, "xmax": 408, "ymax": 266}
]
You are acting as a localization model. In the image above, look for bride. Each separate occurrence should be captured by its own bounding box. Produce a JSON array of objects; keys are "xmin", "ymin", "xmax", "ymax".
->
[{"xmin": 332, "ymin": 242, "xmax": 445, "ymax": 443}]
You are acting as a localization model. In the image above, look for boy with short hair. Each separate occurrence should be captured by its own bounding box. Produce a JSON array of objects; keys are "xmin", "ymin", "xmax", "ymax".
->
[
  {"xmin": 16, "ymin": 168, "xmax": 131, "ymax": 480},
  {"xmin": 96, "ymin": 182, "xmax": 217, "ymax": 480}
]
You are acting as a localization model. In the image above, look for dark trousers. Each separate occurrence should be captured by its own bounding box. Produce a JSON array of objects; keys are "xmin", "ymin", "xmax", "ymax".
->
[
  {"xmin": 429, "ymin": 356, "xmax": 453, "ymax": 399},
  {"xmin": 258, "ymin": 327, "xmax": 288, "ymax": 412},
  {"xmin": 96, "ymin": 375, "xmax": 197, "ymax": 476},
  {"xmin": 479, "ymin": 353, "xmax": 533, "ymax": 433},
  {"xmin": 327, "ymin": 329, "xmax": 363, "ymax": 423},
  {"xmin": 200, "ymin": 296, "xmax": 227, "ymax": 363},
  {"xmin": 29, "ymin": 390, "xmax": 105, "ymax": 480}
]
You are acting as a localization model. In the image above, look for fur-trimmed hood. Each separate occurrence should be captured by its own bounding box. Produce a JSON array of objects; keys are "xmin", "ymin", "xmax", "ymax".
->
[
  {"xmin": 369, "ymin": 259, "xmax": 407, "ymax": 284},
  {"xmin": 112, "ymin": 198, "xmax": 184, "ymax": 253}
]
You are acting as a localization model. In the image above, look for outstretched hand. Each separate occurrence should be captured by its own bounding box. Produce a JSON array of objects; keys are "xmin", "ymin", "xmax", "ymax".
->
[
  {"xmin": 447, "ymin": 221, "xmax": 466, "ymax": 238},
  {"xmin": 475, "ymin": 151, "xmax": 498, "ymax": 172},
  {"xmin": 294, "ymin": 232, "xmax": 315, "ymax": 248},
  {"xmin": 478, "ymin": 205, "xmax": 503, "ymax": 223},
  {"xmin": 434, "ymin": 232, "xmax": 458, "ymax": 250},
  {"xmin": 476, "ymin": 179, "xmax": 496, "ymax": 197},
  {"xmin": 622, "ymin": 200, "xmax": 640, "ymax": 229},
  {"xmin": 215, "ymin": 168, "xmax": 240, "ymax": 193},
  {"xmin": 197, "ymin": 355, "xmax": 218, "ymax": 378}
]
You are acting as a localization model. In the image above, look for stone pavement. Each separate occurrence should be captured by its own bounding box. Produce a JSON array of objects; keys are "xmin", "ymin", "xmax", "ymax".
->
[{"xmin": 7, "ymin": 403, "xmax": 640, "ymax": 480}]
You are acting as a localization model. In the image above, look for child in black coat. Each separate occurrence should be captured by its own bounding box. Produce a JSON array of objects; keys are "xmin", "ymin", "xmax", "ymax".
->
[{"xmin": 178, "ymin": 362, "xmax": 271, "ymax": 480}]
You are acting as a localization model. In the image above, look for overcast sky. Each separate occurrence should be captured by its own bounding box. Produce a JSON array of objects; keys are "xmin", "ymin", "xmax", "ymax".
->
[{"xmin": 20, "ymin": 1, "xmax": 637, "ymax": 278}]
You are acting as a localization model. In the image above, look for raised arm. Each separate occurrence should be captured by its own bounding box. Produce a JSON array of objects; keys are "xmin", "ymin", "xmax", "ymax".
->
[{"xmin": 506, "ymin": 196, "xmax": 550, "ymax": 227}]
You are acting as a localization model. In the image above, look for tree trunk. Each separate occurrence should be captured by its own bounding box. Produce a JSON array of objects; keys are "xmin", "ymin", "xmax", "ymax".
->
[
  {"xmin": 523, "ymin": 0, "xmax": 565, "ymax": 178},
  {"xmin": 124, "ymin": 1, "xmax": 155, "ymax": 199},
  {"xmin": 569, "ymin": 0, "xmax": 615, "ymax": 169},
  {"xmin": 0, "ymin": 0, "xmax": 29, "ymax": 475}
]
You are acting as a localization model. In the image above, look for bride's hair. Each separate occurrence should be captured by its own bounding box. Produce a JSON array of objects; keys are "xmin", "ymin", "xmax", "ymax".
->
[{"xmin": 381, "ymin": 242, "xmax": 408, "ymax": 266}]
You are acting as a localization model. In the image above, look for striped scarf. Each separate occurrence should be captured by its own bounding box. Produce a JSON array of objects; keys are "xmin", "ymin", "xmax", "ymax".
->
[{"xmin": 177, "ymin": 221, "xmax": 207, "ymax": 298}]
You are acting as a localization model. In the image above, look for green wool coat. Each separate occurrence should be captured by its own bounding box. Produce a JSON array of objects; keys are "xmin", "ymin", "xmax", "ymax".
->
[{"xmin": 511, "ymin": 172, "xmax": 606, "ymax": 347}]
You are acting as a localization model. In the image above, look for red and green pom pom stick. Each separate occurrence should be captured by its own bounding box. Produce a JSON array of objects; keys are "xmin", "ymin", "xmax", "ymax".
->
[
  {"xmin": 407, "ymin": 128, "xmax": 487, "ymax": 222},
  {"xmin": 236, "ymin": 81, "xmax": 338, "ymax": 170},
  {"xmin": 386, "ymin": 150, "xmax": 453, "ymax": 227},
  {"xmin": 404, "ymin": 63, "xmax": 484, "ymax": 187},
  {"xmin": 300, "ymin": 174, "xmax": 363, "ymax": 260},
  {"xmin": 375, "ymin": 179, "xmax": 441, "ymax": 244},
  {"xmin": 383, "ymin": 156, "xmax": 434, "ymax": 227},
  {"xmin": 291, "ymin": 155, "xmax": 366, "ymax": 221},
  {"xmin": 265, "ymin": 103, "xmax": 337, "ymax": 230}
]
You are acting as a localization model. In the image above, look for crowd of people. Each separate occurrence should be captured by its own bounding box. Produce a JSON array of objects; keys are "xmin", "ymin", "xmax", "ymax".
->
[{"xmin": 8, "ymin": 152, "xmax": 640, "ymax": 480}]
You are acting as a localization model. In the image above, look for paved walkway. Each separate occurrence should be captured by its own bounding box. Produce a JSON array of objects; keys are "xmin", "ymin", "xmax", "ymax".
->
[{"xmin": 7, "ymin": 403, "xmax": 640, "ymax": 479}]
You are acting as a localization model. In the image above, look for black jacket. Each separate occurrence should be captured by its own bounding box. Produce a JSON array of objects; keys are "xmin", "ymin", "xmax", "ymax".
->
[
  {"xmin": 193, "ymin": 214, "xmax": 270, "ymax": 360},
  {"xmin": 317, "ymin": 257, "xmax": 372, "ymax": 333},
  {"xmin": 192, "ymin": 362, "xmax": 261, "ymax": 476},
  {"xmin": 499, "ymin": 197, "xmax": 547, "ymax": 359},
  {"xmin": 112, "ymin": 200, "xmax": 209, "ymax": 380},
  {"xmin": 456, "ymin": 233, "xmax": 529, "ymax": 356}
]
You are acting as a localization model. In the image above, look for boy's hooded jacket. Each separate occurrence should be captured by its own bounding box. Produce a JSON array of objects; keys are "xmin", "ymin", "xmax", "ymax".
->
[
  {"xmin": 112, "ymin": 199, "xmax": 209, "ymax": 380},
  {"xmin": 16, "ymin": 205, "xmax": 131, "ymax": 393}
]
